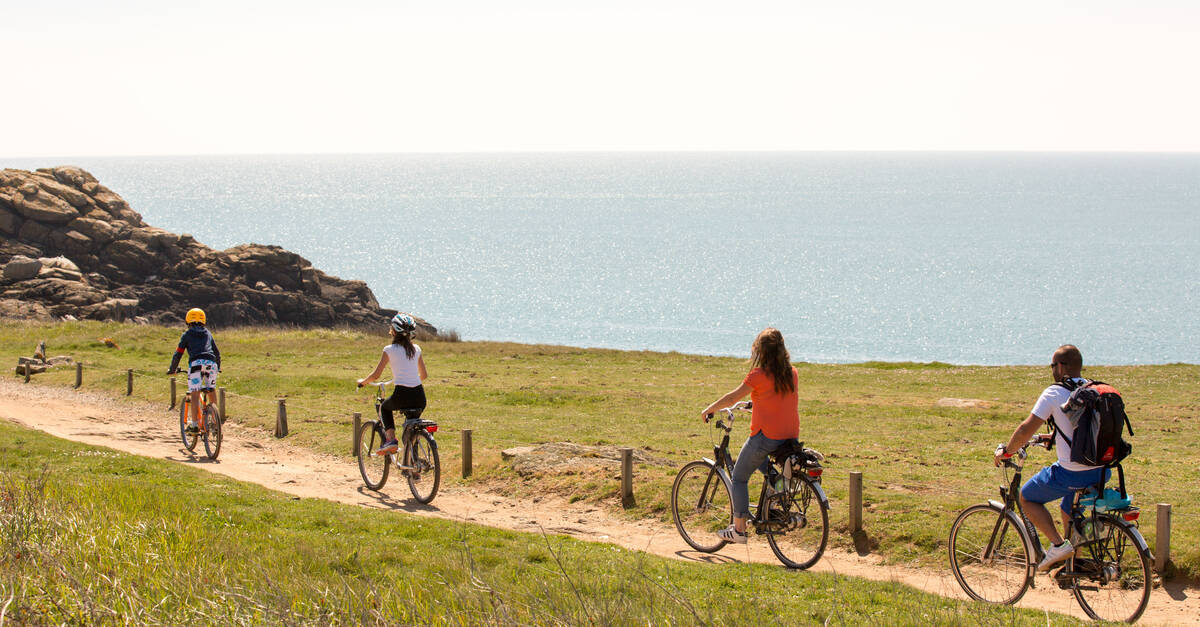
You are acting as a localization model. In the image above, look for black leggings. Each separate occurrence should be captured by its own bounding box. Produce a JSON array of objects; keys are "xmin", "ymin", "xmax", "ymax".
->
[{"xmin": 380, "ymin": 385, "xmax": 426, "ymax": 432}]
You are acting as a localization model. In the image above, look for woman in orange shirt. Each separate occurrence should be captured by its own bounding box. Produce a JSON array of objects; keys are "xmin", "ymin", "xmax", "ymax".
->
[{"xmin": 699, "ymin": 328, "xmax": 800, "ymax": 544}]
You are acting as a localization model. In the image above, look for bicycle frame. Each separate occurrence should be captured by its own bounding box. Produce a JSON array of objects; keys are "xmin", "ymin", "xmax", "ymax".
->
[
  {"xmin": 370, "ymin": 383, "xmax": 438, "ymax": 473},
  {"xmin": 981, "ymin": 442, "xmax": 1151, "ymax": 588},
  {"xmin": 705, "ymin": 407, "xmax": 829, "ymax": 528}
]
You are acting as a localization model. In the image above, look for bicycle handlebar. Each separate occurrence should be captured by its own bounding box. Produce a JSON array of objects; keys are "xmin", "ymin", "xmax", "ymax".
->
[
  {"xmin": 357, "ymin": 379, "xmax": 393, "ymax": 390},
  {"xmin": 995, "ymin": 435, "xmax": 1049, "ymax": 467},
  {"xmin": 704, "ymin": 400, "xmax": 752, "ymax": 424}
]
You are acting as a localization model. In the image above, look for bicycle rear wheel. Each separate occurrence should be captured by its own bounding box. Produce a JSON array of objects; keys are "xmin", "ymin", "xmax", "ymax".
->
[
  {"xmin": 764, "ymin": 476, "xmax": 829, "ymax": 570},
  {"xmin": 671, "ymin": 460, "xmax": 732, "ymax": 553},
  {"xmin": 202, "ymin": 404, "xmax": 222, "ymax": 460},
  {"xmin": 178, "ymin": 399, "xmax": 198, "ymax": 452},
  {"xmin": 1070, "ymin": 515, "xmax": 1151, "ymax": 623},
  {"xmin": 357, "ymin": 421, "xmax": 389, "ymax": 490},
  {"xmin": 405, "ymin": 431, "xmax": 440, "ymax": 503},
  {"xmin": 948, "ymin": 504, "xmax": 1033, "ymax": 605}
]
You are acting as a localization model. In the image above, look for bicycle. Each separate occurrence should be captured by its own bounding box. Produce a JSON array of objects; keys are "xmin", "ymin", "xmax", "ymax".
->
[
  {"xmin": 355, "ymin": 380, "xmax": 441, "ymax": 504},
  {"xmin": 174, "ymin": 381, "xmax": 222, "ymax": 460},
  {"xmin": 671, "ymin": 400, "xmax": 830, "ymax": 569},
  {"xmin": 948, "ymin": 437, "xmax": 1153, "ymax": 623}
]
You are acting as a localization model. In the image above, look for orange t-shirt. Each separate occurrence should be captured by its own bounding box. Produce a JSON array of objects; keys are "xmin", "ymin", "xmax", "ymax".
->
[{"xmin": 743, "ymin": 367, "xmax": 800, "ymax": 440}]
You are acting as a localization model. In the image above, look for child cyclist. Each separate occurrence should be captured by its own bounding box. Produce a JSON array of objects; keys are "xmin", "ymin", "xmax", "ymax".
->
[
  {"xmin": 357, "ymin": 313, "xmax": 429, "ymax": 455},
  {"xmin": 167, "ymin": 308, "xmax": 221, "ymax": 434},
  {"xmin": 699, "ymin": 328, "xmax": 800, "ymax": 544}
]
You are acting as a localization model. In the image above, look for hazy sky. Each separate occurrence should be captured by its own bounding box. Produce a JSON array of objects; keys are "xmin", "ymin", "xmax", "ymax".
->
[{"xmin": 3, "ymin": 0, "xmax": 1198, "ymax": 156}]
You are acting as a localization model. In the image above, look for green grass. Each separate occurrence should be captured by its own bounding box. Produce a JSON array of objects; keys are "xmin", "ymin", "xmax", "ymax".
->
[
  {"xmin": 0, "ymin": 420, "xmax": 1076, "ymax": 625},
  {"xmin": 5, "ymin": 319, "xmax": 1198, "ymax": 581}
]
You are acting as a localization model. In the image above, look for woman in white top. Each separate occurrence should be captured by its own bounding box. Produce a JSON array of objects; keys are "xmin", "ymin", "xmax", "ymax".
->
[{"xmin": 357, "ymin": 313, "xmax": 429, "ymax": 454}]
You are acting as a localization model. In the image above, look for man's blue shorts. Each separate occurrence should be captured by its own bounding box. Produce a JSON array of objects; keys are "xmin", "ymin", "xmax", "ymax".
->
[{"xmin": 1020, "ymin": 464, "xmax": 1110, "ymax": 513}]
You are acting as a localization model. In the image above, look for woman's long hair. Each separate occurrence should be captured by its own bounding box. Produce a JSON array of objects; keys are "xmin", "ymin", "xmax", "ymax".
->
[
  {"xmin": 391, "ymin": 329, "xmax": 416, "ymax": 359},
  {"xmin": 749, "ymin": 328, "xmax": 795, "ymax": 394}
]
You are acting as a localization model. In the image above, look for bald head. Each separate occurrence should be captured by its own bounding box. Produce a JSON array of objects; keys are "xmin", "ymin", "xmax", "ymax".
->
[{"xmin": 1054, "ymin": 344, "xmax": 1083, "ymax": 378}]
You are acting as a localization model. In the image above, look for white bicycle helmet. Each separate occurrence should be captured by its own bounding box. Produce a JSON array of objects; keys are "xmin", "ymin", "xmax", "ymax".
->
[{"xmin": 390, "ymin": 313, "xmax": 416, "ymax": 335}]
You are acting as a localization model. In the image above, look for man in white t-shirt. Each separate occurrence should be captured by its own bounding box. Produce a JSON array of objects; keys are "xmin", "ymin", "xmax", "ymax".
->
[{"xmin": 993, "ymin": 344, "xmax": 1109, "ymax": 571}]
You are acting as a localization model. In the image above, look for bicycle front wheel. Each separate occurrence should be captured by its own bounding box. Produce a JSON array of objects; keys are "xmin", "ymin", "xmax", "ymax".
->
[
  {"xmin": 764, "ymin": 476, "xmax": 829, "ymax": 570},
  {"xmin": 406, "ymin": 431, "xmax": 440, "ymax": 503},
  {"xmin": 179, "ymin": 399, "xmax": 198, "ymax": 451},
  {"xmin": 948, "ymin": 504, "xmax": 1033, "ymax": 605},
  {"xmin": 671, "ymin": 460, "xmax": 732, "ymax": 553},
  {"xmin": 1070, "ymin": 515, "xmax": 1152, "ymax": 623},
  {"xmin": 357, "ymin": 421, "xmax": 389, "ymax": 491},
  {"xmin": 202, "ymin": 404, "xmax": 222, "ymax": 460}
]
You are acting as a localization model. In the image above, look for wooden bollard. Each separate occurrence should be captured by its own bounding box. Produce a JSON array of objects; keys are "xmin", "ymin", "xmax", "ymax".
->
[
  {"xmin": 620, "ymin": 447, "xmax": 634, "ymax": 508},
  {"xmin": 352, "ymin": 412, "xmax": 362, "ymax": 456},
  {"xmin": 275, "ymin": 399, "xmax": 288, "ymax": 438},
  {"xmin": 1156, "ymin": 503, "xmax": 1172, "ymax": 574},
  {"xmin": 23, "ymin": 363, "xmax": 30, "ymax": 383},
  {"xmin": 218, "ymin": 387, "xmax": 226, "ymax": 421},
  {"xmin": 462, "ymin": 429, "xmax": 473, "ymax": 478},
  {"xmin": 849, "ymin": 471, "xmax": 864, "ymax": 534},
  {"xmin": 75, "ymin": 362, "xmax": 82, "ymax": 388},
  {"xmin": 126, "ymin": 369, "xmax": 133, "ymax": 395},
  {"xmin": 169, "ymin": 377, "xmax": 177, "ymax": 410}
]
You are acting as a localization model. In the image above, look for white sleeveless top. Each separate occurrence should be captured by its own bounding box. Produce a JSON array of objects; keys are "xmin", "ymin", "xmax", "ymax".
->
[{"xmin": 382, "ymin": 343, "xmax": 422, "ymax": 387}]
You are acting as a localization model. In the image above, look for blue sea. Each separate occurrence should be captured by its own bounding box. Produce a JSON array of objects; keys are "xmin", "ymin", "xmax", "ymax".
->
[{"xmin": 4, "ymin": 153, "xmax": 1198, "ymax": 364}]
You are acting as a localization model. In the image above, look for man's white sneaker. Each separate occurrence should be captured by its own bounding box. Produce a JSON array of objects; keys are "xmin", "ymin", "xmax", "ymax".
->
[
  {"xmin": 716, "ymin": 525, "xmax": 748, "ymax": 544},
  {"xmin": 1037, "ymin": 540, "xmax": 1074, "ymax": 571}
]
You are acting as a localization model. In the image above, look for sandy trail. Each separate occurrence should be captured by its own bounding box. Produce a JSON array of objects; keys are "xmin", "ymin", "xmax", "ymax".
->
[{"xmin": 1, "ymin": 378, "xmax": 1196, "ymax": 625}]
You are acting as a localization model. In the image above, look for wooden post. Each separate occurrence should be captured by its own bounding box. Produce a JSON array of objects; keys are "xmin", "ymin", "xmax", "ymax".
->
[
  {"xmin": 75, "ymin": 362, "xmax": 82, "ymax": 388},
  {"xmin": 1156, "ymin": 503, "xmax": 1171, "ymax": 574},
  {"xmin": 23, "ymin": 363, "xmax": 30, "ymax": 383},
  {"xmin": 126, "ymin": 369, "xmax": 133, "ymax": 395},
  {"xmin": 169, "ymin": 377, "xmax": 177, "ymax": 410},
  {"xmin": 275, "ymin": 399, "xmax": 288, "ymax": 438},
  {"xmin": 218, "ymin": 387, "xmax": 226, "ymax": 421},
  {"xmin": 462, "ymin": 429, "xmax": 473, "ymax": 478},
  {"xmin": 352, "ymin": 412, "xmax": 362, "ymax": 456},
  {"xmin": 620, "ymin": 447, "xmax": 634, "ymax": 508},
  {"xmin": 849, "ymin": 471, "xmax": 864, "ymax": 534}
]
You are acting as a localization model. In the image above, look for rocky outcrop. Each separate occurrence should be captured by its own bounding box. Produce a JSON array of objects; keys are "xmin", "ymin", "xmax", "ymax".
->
[{"xmin": 0, "ymin": 166, "xmax": 434, "ymax": 331}]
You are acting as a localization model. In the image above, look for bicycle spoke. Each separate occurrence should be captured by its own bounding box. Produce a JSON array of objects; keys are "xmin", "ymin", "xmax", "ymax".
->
[
  {"xmin": 765, "ymin": 478, "xmax": 828, "ymax": 569},
  {"xmin": 949, "ymin": 505, "xmax": 1031, "ymax": 605},
  {"xmin": 1070, "ymin": 516, "xmax": 1151, "ymax": 623},
  {"xmin": 671, "ymin": 461, "xmax": 731, "ymax": 553}
]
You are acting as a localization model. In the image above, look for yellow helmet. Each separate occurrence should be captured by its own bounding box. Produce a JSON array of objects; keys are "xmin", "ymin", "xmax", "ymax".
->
[{"xmin": 185, "ymin": 308, "xmax": 206, "ymax": 325}]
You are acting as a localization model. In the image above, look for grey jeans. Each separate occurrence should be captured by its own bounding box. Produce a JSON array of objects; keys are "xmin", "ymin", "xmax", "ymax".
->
[{"xmin": 731, "ymin": 431, "xmax": 788, "ymax": 519}]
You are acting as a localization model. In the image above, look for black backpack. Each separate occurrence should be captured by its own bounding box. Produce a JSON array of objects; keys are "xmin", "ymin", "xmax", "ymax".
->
[{"xmin": 1052, "ymin": 379, "xmax": 1134, "ymax": 470}]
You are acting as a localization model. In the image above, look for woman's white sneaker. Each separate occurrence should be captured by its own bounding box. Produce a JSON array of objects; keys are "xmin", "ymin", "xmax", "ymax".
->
[{"xmin": 716, "ymin": 525, "xmax": 748, "ymax": 544}]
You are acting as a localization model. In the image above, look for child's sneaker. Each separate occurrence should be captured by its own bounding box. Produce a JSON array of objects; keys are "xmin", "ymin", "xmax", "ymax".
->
[
  {"xmin": 716, "ymin": 525, "xmax": 748, "ymax": 544},
  {"xmin": 186, "ymin": 420, "xmax": 200, "ymax": 434},
  {"xmin": 376, "ymin": 440, "xmax": 399, "ymax": 456}
]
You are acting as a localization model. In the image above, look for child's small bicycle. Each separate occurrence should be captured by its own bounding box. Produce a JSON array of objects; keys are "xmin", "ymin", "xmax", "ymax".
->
[
  {"xmin": 356, "ymin": 380, "xmax": 441, "ymax": 504},
  {"xmin": 178, "ymin": 390, "xmax": 222, "ymax": 460}
]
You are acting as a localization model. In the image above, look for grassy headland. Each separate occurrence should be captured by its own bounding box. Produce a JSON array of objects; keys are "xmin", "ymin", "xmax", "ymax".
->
[
  {"xmin": 0, "ymin": 420, "xmax": 1074, "ymax": 625},
  {"xmin": 4, "ymin": 319, "xmax": 1198, "ymax": 581}
]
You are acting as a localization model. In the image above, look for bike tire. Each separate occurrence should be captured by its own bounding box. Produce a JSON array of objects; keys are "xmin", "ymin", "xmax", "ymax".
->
[
  {"xmin": 178, "ymin": 399, "xmax": 198, "ymax": 452},
  {"xmin": 671, "ymin": 460, "xmax": 732, "ymax": 553},
  {"xmin": 357, "ymin": 421, "xmax": 389, "ymax": 491},
  {"xmin": 764, "ymin": 476, "xmax": 829, "ymax": 570},
  {"xmin": 406, "ymin": 430, "xmax": 440, "ymax": 504},
  {"xmin": 948, "ymin": 503, "xmax": 1033, "ymax": 605},
  {"xmin": 202, "ymin": 403, "xmax": 222, "ymax": 460},
  {"xmin": 1070, "ymin": 514, "xmax": 1152, "ymax": 623}
]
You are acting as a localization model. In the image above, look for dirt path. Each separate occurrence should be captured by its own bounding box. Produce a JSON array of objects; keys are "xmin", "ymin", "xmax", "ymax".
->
[{"xmin": 2, "ymin": 378, "xmax": 1196, "ymax": 625}]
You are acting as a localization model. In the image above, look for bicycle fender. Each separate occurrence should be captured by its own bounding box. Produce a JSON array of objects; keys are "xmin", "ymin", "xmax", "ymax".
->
[
  {"xmin": 809, "ymin": 480, "xmax": 830, "ymax": 508},
  {"xmin": 1123, "ymin": 523, "xmax": 1151, "ymax": 554},
  {"xmin": 700, "ymin": 458, "xmax": 734, "ymax": 487},
  {"xmin": 984, "ymin": 500, "xmax": 1039, "ymax": 583}
]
